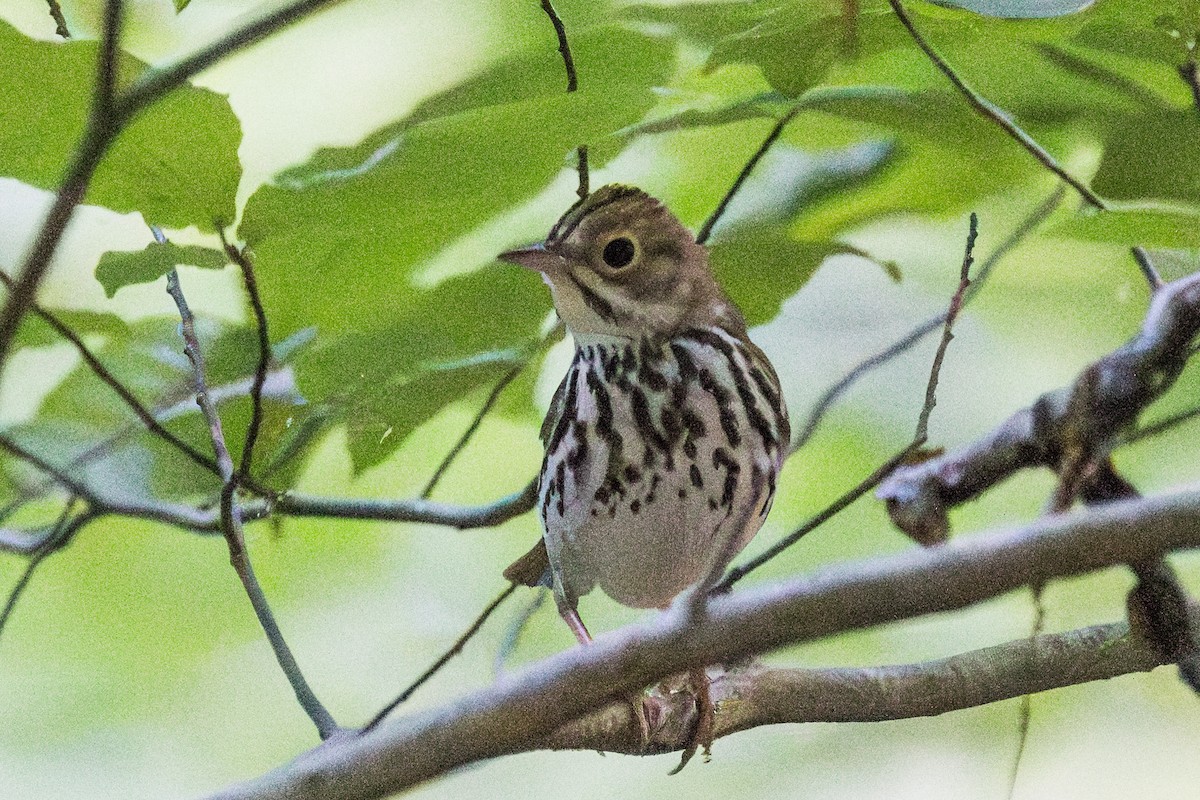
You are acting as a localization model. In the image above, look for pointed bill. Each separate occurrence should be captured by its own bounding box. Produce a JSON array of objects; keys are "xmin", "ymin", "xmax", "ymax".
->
[{"xmin": 499, "ymin": 242, "xmax": 563, "ymax": 273}]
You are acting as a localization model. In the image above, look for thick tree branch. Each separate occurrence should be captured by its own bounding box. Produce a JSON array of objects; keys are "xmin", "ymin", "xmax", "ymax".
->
[
  {"xmin": 878, "ymin": 271, "xmax": 1200, "ymax": 542},
  {"xmin": 205, "ymin": 488, "xmax": 1200, "ymax": 800},
  {"xmin": 541, "ymin": 613, "xmax": 1168, "ymax": 754}
]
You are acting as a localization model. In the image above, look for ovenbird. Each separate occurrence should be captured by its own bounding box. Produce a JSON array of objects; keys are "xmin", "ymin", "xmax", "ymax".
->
[{"xmin": 501, "ymin": 185, "xmax": 789, "ymax": 756}]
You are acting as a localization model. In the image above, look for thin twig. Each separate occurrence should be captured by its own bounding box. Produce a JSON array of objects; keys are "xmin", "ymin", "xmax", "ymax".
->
[
  {"xmin": 118, "ymin": 0, "xmax": 343, "ymax": 118},
  {"xmin": 421, "ymin": 361, "xmax": 525, "ymax": 499},
  {"xmin": 888, "ymin": 0, "xmax": 1102, "ymax": 208},
  {"xmin": 717, "ymin": 444, "xmax": 916, "ymax": 591},
  {"xmin": 45, "ymin": 0, "xmax": 70, "ymax": 38},
  {"xmin": 362, "ymin": 582, "xmax": 519, "ymax": 733},
  {"xmin": 540, "ymin": 0, "xmax": 576, "ymax": 92},
  {"xmin": 723, "ymin": 216, "xmax": 978, "ymax": 584},
  {"xmin": 575, "ymin": 144, "xmax": 589, "ymax": 200},
  {"xmin": 495, "ymin": 587, "xmax": 548, "ymax": 676},
  {"xmin": 166, "ymin": 269, "xmax": 339, "ymax": 740},
  {"xmin": 0, "ymin": 500, "xmax": 83, "ymax": 643},
  {"xmin": 791, "ymin": 189, "xmax": 1062, "ymax": 455},
  {"xmin": 697, "ymin": 107, "xmax": 800, "ymax": 245},
  {"xmin": 539, "ymin": 0, "xmax": 588, "ymax": 198},
  {"xmin": 220, "ymin": 231, "xmax": 272, "ymax": 481},
  {"xmin": 0, "ymin": 270, "xmax": 224, "ymax": 478},
  {"xmin": 1006, "ymin": 583, "xmax": 1046, "ymax": 800},
  {"xmin": 1125, "ymin": 404, "xmax": 1200, "ymax": 445},
  {"xmin": 0, "ymin": 0, "xmax": 342, "ymax": 391},
  {"xmin": 886, "ymin": 0, "xmax": 1163, "ymax": 293},
  {"xmin": 914, "ymin": 212, "xmax": 976, "ymax": 442}
]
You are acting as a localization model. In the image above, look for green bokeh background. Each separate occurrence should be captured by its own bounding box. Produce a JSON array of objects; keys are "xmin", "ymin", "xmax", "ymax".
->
[{"xmin": 1, "ymin": 0, "xmax": 1198, "ymax": 798}]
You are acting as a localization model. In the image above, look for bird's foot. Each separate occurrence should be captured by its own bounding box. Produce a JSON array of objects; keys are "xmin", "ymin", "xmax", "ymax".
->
[{"xmin": 668, "ymin": 666, "xmax": 715, "ymax": 774}]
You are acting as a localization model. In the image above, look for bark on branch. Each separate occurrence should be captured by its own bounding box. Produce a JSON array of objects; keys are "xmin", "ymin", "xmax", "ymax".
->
[
  {"xmin": 205, "ymin": 488, "xmax": 1200, "ymax": 800},
  {"xmin": 878, "ymin": 271, "xmax": 1200, "ymax": 542}
]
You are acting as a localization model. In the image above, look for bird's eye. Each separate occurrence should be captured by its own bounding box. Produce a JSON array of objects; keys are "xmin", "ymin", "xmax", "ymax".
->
[{"xmin": 601, "ymin": 236, "xmax": 636, "ymax": 269}]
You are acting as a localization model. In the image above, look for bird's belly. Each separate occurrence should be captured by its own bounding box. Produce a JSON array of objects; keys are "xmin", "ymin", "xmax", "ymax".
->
[
  {"xmin": 539, "ymin": 334, "xmax": 786, "ymax": 610},
  {"xmin": 568, "ymin": 470, "xmax": 723, "ymax": 608}
]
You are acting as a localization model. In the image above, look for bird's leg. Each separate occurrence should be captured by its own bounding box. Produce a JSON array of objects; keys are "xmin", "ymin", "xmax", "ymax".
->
[{"xmin": 554, "ymin": 595, "xmax": 663, "ymax": 746}]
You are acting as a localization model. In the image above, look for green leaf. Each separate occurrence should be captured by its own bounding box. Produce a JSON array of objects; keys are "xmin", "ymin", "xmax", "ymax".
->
[
  {"xmin": 0, "ymin": 20, "xmax": 241, "ymax": 231},
  {"xmin": 294, "ymin": 267, "xmax": 549, "ymax": 471},
  {"xmin": 240, "ymin": 33, "xmax": 671, "ymax": 340},
  {"xmin": 13, "ymin": 309, "xmax": 130, "ymax": 349},
  {"xmin": 1048, "ymin": 208, "xmax": 1200, "ymax": 248},
  {"xmin": 1093, "ymin": 109, "xmax": 1200, "ymax": 205},
  {"xmin": 710, "ymin": 227, "xmax": 845, "ymax": 326},
  {"xmin": 709, "ymin": 2, "xmax": 852, "ymax": 98},
  {"xmin": 344, "ymin": 351, "xmax": 526, "ymax": 472},
  {"xmin": 95, "ymin": 242, "xmax": 228, "ymax": 297}
]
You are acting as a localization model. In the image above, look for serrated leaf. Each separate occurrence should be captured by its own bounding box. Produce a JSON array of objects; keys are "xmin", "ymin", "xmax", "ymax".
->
[
  {"xmin": 95, "ymin": 242, "xmax": 227, "ymax": 297},
  {"xmin": 0, "ymin": 20, "xmax": 241, "ymax": 231},
  {"xmin": 1048, "ymin": 209, "xmax": 1200, "ymax": 248}
]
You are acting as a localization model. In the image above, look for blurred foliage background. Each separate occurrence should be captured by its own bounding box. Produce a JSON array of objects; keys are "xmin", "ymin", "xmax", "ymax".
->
[{"xmin": 0, "ymin": 0, "xmax": 1198, "ymax": 797}]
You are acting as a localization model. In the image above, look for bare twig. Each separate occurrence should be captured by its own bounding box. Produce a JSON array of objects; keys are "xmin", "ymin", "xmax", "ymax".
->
[
  {"xmin": 697, "ymin": 107, "xmax": 800, "ymax": 245},
  {"xmin": 718, "ymin": 444, "xmax": 915, "ymax": 590},
  {"xmin": 539, "ymin": 0, "xmax": 588, "ymax": 198},
  {"xmin": 118, "ymin": 0, "xmax": 343, "ymax": 118},
  {"xmin": 95, "ymin": 0, "xmax": 124, "ymax": 117},
  {"xmin": 421, "ymin": 362, "xmax": 525, "ymax": 499},
  {"xmin": 1126, "ymin": 404, "xmax": 1200, "ymax": 445},
  {"xmin": 914, "ymin": 212, "xmax": 976, "ymax": 443},
  {"xmin": 886, "ymin": 0, "xmax": 1163, "ymax": 293},
  {"xmin": 0, "ymin": 499, "xmax": 84, "ymax": 643},
  {"xmin": 723, "ymin": 216, "xmax": 979, "ymax": 583},
  {"xmin": 166, "ymin": 269, "xmax": 339, "ymax": 740},
  {"xmin": 45, "ymin": 0, "xmax": 70, "ymax": 38},
  {"xmin": 362, "ymin": 583, "xmax": 519, "ymax": 733},
  {"xmin": 790, "ymin": 188, "xmax": 1064, "ymax": 454},
  {"xmin": 219, "ymin": 231, "xmax": 272, "ymax": 481},
  {"xmin": 205, "ymin": 488, "xmax": 1200, "ymax": 800},
  {"xmin": 0, "ymin": 270, "xmax": 224, "ymax": 478},
  {"xmin": 273, "ymin": 480, "xmax": 538, "ymax": 528}
]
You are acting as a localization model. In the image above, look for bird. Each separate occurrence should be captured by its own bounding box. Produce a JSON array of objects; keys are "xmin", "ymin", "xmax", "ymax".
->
[{"xmin": 500, "ymin": 184, "xmax": 789, "ymax": 766}]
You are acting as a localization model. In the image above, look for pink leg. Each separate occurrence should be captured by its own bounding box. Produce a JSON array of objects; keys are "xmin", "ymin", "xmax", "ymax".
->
[{"xmin": 556, "ymin": 597, "xmax": 661, "ymax": 744}]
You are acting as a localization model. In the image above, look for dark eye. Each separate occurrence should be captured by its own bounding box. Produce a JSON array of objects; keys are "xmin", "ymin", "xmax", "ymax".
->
[{"xmin": 601, "ymin": 237, "xmax": 636, "ymax": 268}]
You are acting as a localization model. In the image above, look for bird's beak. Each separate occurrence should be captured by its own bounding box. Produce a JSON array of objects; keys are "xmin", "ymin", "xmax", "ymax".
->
[{"xmin": 499, "ymin": 242, "xmax": 561, "ymax": 273}]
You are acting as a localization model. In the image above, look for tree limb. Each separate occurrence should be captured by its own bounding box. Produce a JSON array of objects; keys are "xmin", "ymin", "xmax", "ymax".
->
[
  {"xmin": 878, "ymin": 271, "xmax": 1200, "ymax": 542},
  {"xmin": 204, "ymin": 488, "xmax": 1200, "ymax": 800}
]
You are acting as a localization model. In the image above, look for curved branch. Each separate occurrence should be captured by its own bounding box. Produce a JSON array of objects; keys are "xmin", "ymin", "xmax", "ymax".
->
[
  {"xmin": 878, "ymin": 271, "xmax": 1200, "ymax": 542},
  {"xmin": 205, "ymin": 488, "xmax": 1200, "ymax": 800}
]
